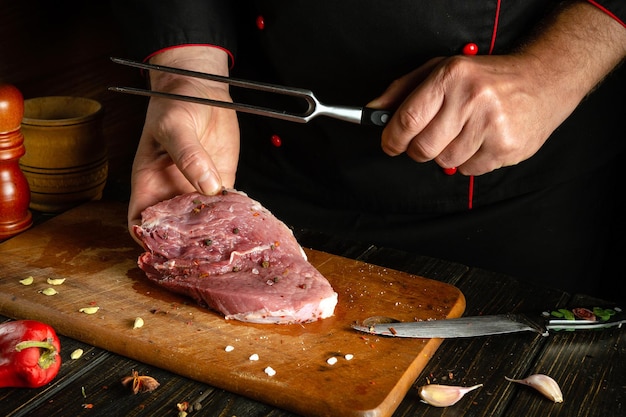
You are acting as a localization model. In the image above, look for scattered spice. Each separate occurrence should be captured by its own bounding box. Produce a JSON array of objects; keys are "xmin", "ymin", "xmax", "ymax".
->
[
  {"xmin": 249, "ymin": 353, "xmax": 259, "ymax": 361},
  {"xmin": 121, "ymin": 370, "xmax": 160, "ymax": 394},
  {"xmin": 79, "ymin": 307, "xmax": 100, "ymax": 315},
  {"xmin": 264, "ymin": 366, "xmax": 276, "ymax": 377},
  {"xmin": 133, "ymin": 317, "xmax": 145, "ymax": 329},
  {"xmin": 70, "ymin": 349, "xmax": 84, "ymax": 360},
  {"xmin": 19, "ymin": 276, "xmax": 34, "ymax": 285},
  {"xmin": 177, "ymin": 402, "xmax": 189, "ymax": 412},
  {"xmin": 326, "ymin": 357, "xmax": 338, "ymax": 365},
  {"xmin": 344, "ymin": 354, "xmax": 354, "ymax": 360},
  {"xmin": 224, "ymin": 345, "xmax": 234, "ymax": 352},
  {"xmin": 232, "ymin": 227, "xmax": 239, "ymax": 234}
]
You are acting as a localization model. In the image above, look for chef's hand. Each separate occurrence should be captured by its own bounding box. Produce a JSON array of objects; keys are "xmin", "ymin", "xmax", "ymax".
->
[
  {"xmin": 369, "ymin": 2, "xmax": 626, "ymax": 176},
  {"xmin": 128, "ymin": 46, "xmax": 239, "ymax": 240}
]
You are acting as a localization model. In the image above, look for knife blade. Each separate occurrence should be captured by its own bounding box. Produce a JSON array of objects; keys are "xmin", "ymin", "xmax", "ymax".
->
[{"xmin": 351, "ymin": 306, "xmax": 624, "ymax": 338}]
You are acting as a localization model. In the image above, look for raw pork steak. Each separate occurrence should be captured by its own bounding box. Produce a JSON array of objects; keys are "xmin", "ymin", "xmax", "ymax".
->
[{"xmin": 133, "ymin": 189, "xmax": 338, "ymax": 324}]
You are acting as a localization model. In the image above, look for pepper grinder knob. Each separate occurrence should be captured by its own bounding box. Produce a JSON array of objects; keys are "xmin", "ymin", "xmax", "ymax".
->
[{"xmin": 0, "ymin": 84, "xmax": 33, "ymax": 239}]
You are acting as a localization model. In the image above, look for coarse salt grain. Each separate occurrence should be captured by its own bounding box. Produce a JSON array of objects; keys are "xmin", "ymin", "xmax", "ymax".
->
[
  {"xmin": 264, "ymin": 366, "xmax": 276, "ymax": 376},
  {"xmin": 344, "ymin": 354, "xmax": 354, "ymax": 360},
  {"xmin": 249, "ymin": 353, "xmax": 259, "ymax": 361},
  {"xmin": 225, "ymin": 345, "xmax": 234, "ymax": 352},
  {"xmin": 326, "ymin": 356, "xmax": 338, "ymax": 365}
]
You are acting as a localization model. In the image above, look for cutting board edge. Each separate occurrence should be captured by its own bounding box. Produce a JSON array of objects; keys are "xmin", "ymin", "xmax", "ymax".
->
[{"xmin": 0, "ymin": 200, "xmax": 467, "ymax": 417}]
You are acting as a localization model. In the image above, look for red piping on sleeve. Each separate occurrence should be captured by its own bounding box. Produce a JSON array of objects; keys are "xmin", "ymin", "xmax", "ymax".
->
[
  {"xmin": 467, "ymin": 0, "xmax": 501, "ymax": 209},
  {"xmin": 586, "ymin": 0, "xmax": 626, "ymax": 28},
  {"xmin": 144, "ymin": 44, "xmax": 236, "ymax": 69},
  {"xmin": 488, "ymin": 0, "xmax": 502, "ymax": 54}
]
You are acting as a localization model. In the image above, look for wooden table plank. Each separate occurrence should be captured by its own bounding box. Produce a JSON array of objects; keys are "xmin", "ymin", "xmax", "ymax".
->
[{"xmin": 2, "ymin": 218, "xmax": 623, "ymax": 417}]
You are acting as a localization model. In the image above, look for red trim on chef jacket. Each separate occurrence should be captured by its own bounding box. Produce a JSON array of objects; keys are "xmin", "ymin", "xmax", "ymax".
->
[
  {"xmin": 466, "ymin": 0, "xmax": 502, "ymax": 209},
  {"xmin": 489, "ymin": 0, "xmax": 502, "ymax": 54},
  {"xmin": 144, "ymin": 44, "xmax": 236, "ymax": 69},
  {"xmin": 587, "ymin": 0, "xmax": 626, "ymax": 27}
]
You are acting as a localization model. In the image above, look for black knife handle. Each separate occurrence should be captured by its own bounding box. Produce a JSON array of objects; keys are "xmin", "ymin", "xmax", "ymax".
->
[
  {"xmin": 361, "ymin": 107, "xmax": 392, "ymax": 126},
  {"xmin": 545, "ymin": 306, "xmax": 625, "ymax": 332}
]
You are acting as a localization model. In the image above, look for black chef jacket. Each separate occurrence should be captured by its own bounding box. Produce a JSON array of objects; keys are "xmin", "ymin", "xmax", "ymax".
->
[{"xmin": 113, "ymin": 1, "xmax": 626, "ymax": 298}]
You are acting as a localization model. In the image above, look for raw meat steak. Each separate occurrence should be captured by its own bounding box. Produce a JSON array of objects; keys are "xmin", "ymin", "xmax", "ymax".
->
[{"xmin": 133, "ymin": 189, "xmax": 338, "ymax": 324}]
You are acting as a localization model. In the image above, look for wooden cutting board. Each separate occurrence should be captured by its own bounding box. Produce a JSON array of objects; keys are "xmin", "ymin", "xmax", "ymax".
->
[{"xmin": 0, "ymin": 201, "xmax": 465, "ymax": 417}]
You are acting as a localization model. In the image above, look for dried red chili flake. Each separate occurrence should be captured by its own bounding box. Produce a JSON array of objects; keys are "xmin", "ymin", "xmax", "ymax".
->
[
  {"xmin": 389, "ymin": 327, "xmax": 398, "ymax": 335},
  {"xmin": 82, "ymin": 404, "xmax": 94, "ymax": 409}
]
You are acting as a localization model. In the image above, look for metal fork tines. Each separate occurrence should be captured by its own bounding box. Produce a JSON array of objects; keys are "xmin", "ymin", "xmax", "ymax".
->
[{"xmin": 109, "ymin": 57, "xmax": 390, "ymax": 126}]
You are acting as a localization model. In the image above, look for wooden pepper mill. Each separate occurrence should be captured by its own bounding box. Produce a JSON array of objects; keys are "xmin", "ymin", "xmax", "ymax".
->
[{"xmin": 0, "ymin": 83, "xmax": 33, "ymax": 239}]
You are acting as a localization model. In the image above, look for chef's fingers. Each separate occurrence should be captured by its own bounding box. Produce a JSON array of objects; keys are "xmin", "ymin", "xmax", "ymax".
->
[
  {"xmin": 379, "ymin": 62, "xmax": 452, "ymax": 158},
  {"xmin": 155, "ymin": 104, "xmax": 224, "ymax": 196},
  {"xmin": 433, "ymin": 122, "xmax": 490, "ymax": 175}
]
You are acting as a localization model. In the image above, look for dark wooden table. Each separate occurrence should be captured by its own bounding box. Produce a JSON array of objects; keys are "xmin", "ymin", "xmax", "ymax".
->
[{"xmin": 1, "ymin": 209, "xmax": 623, "ymax": 417}]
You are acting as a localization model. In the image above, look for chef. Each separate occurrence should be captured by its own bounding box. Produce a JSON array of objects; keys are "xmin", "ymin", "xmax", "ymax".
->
[{"xmin": 113, "ymin": 1, "xmax": 626, "ymax": 299}]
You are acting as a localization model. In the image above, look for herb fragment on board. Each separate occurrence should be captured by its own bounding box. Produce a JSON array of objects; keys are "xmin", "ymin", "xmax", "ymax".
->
[{"xmin": 121, "ymin": 370, "xmax": 160, "ymax": 394}]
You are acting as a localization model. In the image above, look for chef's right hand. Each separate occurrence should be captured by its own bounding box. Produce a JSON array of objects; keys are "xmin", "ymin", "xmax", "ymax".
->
[{"xmin": 127, "ymin": 46, "xmax": 240, "ymax": 240}]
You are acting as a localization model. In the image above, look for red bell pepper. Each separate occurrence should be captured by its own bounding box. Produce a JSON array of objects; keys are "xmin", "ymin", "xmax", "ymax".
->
[{"xmin": 0, "ymin": 320, "xmax": 62, "ymax": 388}]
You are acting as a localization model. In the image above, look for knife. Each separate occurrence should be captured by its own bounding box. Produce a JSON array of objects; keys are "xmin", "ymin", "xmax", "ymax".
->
[{"xmin": 351, "ymin": 306, "xmax": 625, "ymax": 338}]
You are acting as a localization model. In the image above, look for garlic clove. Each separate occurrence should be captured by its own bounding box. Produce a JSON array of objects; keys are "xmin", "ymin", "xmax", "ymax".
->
[
  {"xmin": 418, "ymin": 383, "xmax": 483, "ymax": 407},
  {"xmin": 505, "ymin": 374, "xmax": 563, "ymax": 403}
]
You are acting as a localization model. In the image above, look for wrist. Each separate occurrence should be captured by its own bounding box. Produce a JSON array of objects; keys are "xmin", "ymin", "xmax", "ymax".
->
[{"xmin": 148, "ymin": 45, "xmax": 231, "ymax": 92}]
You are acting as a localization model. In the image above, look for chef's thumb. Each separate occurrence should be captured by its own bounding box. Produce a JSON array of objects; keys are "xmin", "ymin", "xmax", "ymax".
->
[{"xmin": 195, "ymin": 166, "xmax": 223, "ymax": 195}]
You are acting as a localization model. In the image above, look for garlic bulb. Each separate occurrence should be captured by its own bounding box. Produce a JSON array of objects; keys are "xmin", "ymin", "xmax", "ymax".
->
[
  {"xmin": 505, "ymin": 374, "xmax": 563, "ymax": 403},
  {"xmin": 418, "ymin": 383, "xmax": 483, "ymax": 407}
]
